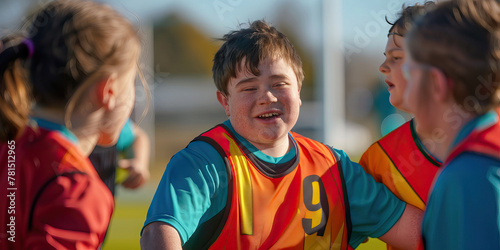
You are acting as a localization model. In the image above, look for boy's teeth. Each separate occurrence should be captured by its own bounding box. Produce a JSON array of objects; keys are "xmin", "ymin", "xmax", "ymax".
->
[{"xmin": 259, "ymin": 113, "xmax": 278, "ymax": 118}]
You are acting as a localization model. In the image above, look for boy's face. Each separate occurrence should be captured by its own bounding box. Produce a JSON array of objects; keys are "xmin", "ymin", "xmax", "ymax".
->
[
  {"xmin": 379, "ymin": 34, "xmax": 408, "ymax": 111},
  {"xmin": 217, "ymin": 57, "xmax": 302, "ymax": 151},
  {"xmin": 402, "ymin": 48, "xmax": 436, "ymax": 134}
]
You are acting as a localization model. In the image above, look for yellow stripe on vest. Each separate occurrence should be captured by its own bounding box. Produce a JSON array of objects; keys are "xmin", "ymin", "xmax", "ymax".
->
[{"xmin": 226, "ymin": 134, "xmax": 253, "ymax": 235}]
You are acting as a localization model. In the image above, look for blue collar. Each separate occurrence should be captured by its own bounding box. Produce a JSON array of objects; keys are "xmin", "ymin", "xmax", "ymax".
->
[
  {"xmin": 223, "ymin": 120, "xmax": 296, "ymax": 164},
  {"xmin": 32, "ymin": 118, "xmax": 79, "ymax": 144}
]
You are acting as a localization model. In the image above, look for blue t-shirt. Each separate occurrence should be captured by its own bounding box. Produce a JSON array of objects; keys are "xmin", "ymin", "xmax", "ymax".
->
[
  {"xmin": 143, "ymin": 120, "xmax": 406, "ymax": 248},
  {"xmin": 116, "ymin": 119, "xmax": 136, "ymax": 152},
  {"xmin": 423, "ymin": 111, "xmax": 500, "ymax": 249}
]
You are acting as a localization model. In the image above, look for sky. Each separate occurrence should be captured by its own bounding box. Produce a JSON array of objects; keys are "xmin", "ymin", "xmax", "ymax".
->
[{"xmin": 1, "ymin": 0, "xmax": 428, "ymax": 55}]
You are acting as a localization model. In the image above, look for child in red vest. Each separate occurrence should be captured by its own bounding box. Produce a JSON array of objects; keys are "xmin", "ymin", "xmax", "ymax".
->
[
  {"xmin": 359, "ymin": 3, "xmax": 438, "ymax": 249},
  {"xmin": 0, "ymin": 1, "xmax": 142, "ymax": 249}
]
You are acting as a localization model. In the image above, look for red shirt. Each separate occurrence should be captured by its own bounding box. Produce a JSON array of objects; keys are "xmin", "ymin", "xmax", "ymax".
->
[{"xmin": 0, "ymin": 126, "xmax": 113, "ymax": 249}]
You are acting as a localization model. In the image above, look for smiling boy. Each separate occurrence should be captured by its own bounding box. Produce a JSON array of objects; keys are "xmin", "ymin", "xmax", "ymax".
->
[{"xmin": 140, "ymin": 20, "xmax": 422, "ymax": 249}]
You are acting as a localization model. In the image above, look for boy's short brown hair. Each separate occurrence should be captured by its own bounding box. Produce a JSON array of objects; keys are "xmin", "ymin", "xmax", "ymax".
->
[
  {"xmin": 387, "ymin": 1, "xmax": 435, "ymax": 37},
  {"xmin": 212, "ymin": 20, "xmax": 304, "ymax": 96},
  {"xmin": 407, "ymin": 0, "xmax": 500, "ymax": 114}
]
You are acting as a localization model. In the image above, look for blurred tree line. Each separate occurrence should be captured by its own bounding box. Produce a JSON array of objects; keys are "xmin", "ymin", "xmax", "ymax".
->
[{"xmin": 153, "ymin": 12, "xmax": 316, "ymax": 101}]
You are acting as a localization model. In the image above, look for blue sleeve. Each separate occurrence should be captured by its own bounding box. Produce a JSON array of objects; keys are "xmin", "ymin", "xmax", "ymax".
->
[
  {"xmin": 334, "ymin": 149, "xmax": 406, "ymax": 248},
  {"xmin": 141, "ymin": 141, "xmax": 228, "ymax": 244},
  {"xmin": 423, "ymin": 153, "xmax": 500, "ymax": 250},
  {"xmin": 116, "ymin": 119, "xmax": 135, "ymax": 152}
]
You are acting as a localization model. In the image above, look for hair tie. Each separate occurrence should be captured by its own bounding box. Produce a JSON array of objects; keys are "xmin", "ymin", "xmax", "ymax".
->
[{"xmin": 21, "ymin": 39, "xmax": 34, "ymax": 58}]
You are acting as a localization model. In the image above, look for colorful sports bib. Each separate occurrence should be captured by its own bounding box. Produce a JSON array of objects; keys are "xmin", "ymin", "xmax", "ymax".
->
[{"xmin": 186, "ymin": 124, "xmax": 352, "ymax": 250}]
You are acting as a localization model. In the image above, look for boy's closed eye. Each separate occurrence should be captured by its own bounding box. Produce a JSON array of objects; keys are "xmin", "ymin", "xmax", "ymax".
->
[
  {"xmin": 242, "ymin": 87, "xmax": 257, "ymax": 92},
  {"xmin": 273, "ymin": 82, "xmax": 289, "ymax": 88},
  {"xmin": 385, "ymin": 51, "xmax": 405, "ymax": 63}
]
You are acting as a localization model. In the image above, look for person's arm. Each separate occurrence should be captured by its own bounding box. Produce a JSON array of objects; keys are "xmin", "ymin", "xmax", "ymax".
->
[
  {"xmin": 334, "ymin": 148, "xmax": 422, "ymax": 249},
  {"xmin": 119, "ymin": 123, "xmax": 150, "ymax": 189},
  {"xmin": 140, "ymin": 141, "xmax": 228, "ymax": 248},
  {"xmin": 141, "ymin": 222, "xmax": 182, "ymax": 250},
  {"xmin": 379, "ymin": 204, "xmax": 423, "ymax": 249}
]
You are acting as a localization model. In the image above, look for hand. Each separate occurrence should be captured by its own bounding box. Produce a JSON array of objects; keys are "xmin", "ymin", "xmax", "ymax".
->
[{"xmin": 118, "ymin": 158, "xmax": 150, "ymax": 189}]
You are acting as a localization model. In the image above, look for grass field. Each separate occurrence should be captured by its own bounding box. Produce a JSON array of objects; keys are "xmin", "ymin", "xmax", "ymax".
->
[{"xmin": 102, "ymin": 181, "xmax": 157, "ymax": 250}]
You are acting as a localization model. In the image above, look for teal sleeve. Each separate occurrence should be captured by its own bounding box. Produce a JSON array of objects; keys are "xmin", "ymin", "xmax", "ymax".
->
[
  {"xmin": 333, "ymin": 149, "xmax": 406, "ymax": 248},
  {"xmin": 116, "ymin": 119, "xmax": 135, "ymax": 152},
  {"xmin": 423, "ymin": 153, "xmax": 500, "ymax": 250},
  {"xmin": 141, "ymin": 141, "xmax": 228, "ymax": 244}
]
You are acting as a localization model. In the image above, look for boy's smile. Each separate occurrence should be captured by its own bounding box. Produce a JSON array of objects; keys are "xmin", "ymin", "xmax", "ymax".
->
[{"xmin": 217, "ymin": 57, "xmax": 302, "ymax": 157}]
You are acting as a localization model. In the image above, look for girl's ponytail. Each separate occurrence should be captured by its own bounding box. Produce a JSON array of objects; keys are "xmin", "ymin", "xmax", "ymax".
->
[{"xmin": 0, "ymin": 38, "xmax": 34, "ymax": 141}]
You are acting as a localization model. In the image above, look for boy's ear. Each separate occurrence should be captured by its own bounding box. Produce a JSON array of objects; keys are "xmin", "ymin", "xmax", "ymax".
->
[
  {"xmin": 96, "ymin": 74, "xmax": 117, "ymax": 111},
  {"xmin": 216, "ymin": 90, "xmax": 230, "ymax": 117},
  {"xmin": 429, "ymin": 68, "xmax": 451, "ymax": 102}
]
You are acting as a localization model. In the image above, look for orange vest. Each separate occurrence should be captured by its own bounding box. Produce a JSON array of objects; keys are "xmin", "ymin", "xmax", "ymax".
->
[
  {"xmin": 361, "ymin": 121, "xmax": 440, "ymax": 250},
  {"xmin": 188, "ymin": 124, "xmax": 352, "ymax": 250},
  {"xmin": 360, "ymin": 120, "xmax": 440, "ymax": 211}
]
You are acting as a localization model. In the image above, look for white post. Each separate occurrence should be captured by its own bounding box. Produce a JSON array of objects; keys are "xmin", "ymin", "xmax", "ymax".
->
[
  {"xmin": 134, "ymin": 20, "xmax": 155, "ymax": 161},
  {"xmin": 320, "ymin": 0, "xmax": 346, "ymax": 148}
]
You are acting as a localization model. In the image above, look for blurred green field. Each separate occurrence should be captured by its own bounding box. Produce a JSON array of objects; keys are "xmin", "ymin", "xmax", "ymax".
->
[
  {"xmin": 102, "ymin": 181, "xmax": 157, "ymax": 250},
  {"xmin": 103, "ymin": 204, "xmax": 147, "ymax": 249}
]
